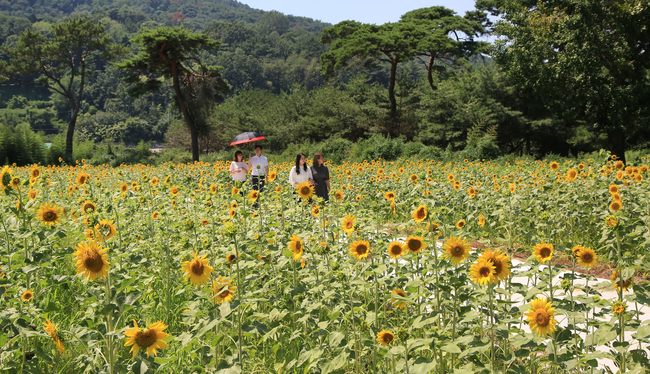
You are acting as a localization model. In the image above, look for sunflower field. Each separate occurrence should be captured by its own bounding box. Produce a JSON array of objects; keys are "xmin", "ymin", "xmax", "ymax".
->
[{"xmin": 1, "ymin": 153, "xmax": 650, "ymax": 374}]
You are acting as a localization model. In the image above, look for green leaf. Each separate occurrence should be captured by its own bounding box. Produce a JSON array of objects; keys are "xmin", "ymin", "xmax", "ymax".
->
[
  {"xmin": 329, "ymin": 331, "xmax": 345, "ymax": 348},
  {"xmin": 441, "ymin": 342, "xmax": 461, "ymax": 354}
]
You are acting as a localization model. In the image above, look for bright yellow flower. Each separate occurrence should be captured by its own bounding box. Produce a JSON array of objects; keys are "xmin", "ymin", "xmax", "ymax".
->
[
  {"xmin": 341, "ymin": 214, "xmax": 356, "ymax": 234},
  {"xmin": 36, "ymin": 203, "xmax": 62, "ymax": 226},
  {"xmin": 181, "ymin": 252, "xmax": 214, "ymax": 286},
  {"xmin": 387, "ymin": 241, "xmax": 405, "ymax": 259},
  {"xmin": 442, "ymin": 236, "xmax": 470, "ymax": 265},
  {"xmin": 212, "ymin": 276, "xmax": 236, "ymax": 304},
  {"xmin": 349, "ymin": 240, "xmax": 370, "ymax": 260},
  {"xmin": 524, "ymin": 297, "xmax": 558, "ymax": 337},
  {"xmin": 390, "ymin": 289, "xmax": 408, "ymax": 309},
  {"xmin": 532, "ymin": 243, "xmax": 553, "ymax": 263},
  {"xmin": 470, "ymin": 257, "xmax": 497, "ymax": 285},
  {"xmin": 124, "ymin": 320, "xmax": 170, "ymax": 358},
  {"xmin": 44, "ymin": 318, "xmax": 65, "ymax": 354},
  {"xmin": 376, "ymin": 329, "xmax": 395, "ymax": 346},
  {"xmin": 480, "ymin": 248, "xmax": 511, "ymax": 281},
  {"xmin": 412, "ymin": 205, "xmax": 427, "ymax": 222},
  {"xmin": 404, "ymin": 236, "xmax": 426, "ymax": 254},
  {"xmin": 73, "ymin": 240, "xmax": 110, "ymax": 281},
  {"xmin": 289, "ymin": 235, "xmax": 304, "ymax": 261}
]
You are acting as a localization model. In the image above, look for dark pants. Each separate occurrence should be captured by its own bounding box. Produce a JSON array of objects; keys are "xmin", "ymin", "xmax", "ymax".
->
[{"xmin": 252, "ymin": 176, "xmax": 264, "ymax": 208}]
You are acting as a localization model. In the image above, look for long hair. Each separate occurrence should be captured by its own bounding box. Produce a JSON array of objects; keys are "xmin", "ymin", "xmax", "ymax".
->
[
  {"xmin": 295, "ymin": 153, "xmax": 308, "ymax": 175},
  {"xmin": 234, "ymin": 150, "xmax": 243, "ymax": 161},
  {"xmin": 313, "ymin": 152, "xmax": 324, "ymax": 166}
]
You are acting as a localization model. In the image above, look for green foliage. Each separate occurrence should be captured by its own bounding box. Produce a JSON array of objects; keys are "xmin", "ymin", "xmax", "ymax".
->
[
  {"xmin": 352, "ymin": 134, "xmax": 405, "ymax": 161},
  {"xmin": 0, "ymin": 123, "xmax": 48, "ymax": 165}
]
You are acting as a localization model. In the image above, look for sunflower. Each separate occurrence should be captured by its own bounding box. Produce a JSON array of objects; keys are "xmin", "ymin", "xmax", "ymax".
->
[
  {"xmin": 335, "ymin": 190, "xmax": 344, "ymax": 202},
  {"xmin": 480, "ymin": 249, "xmax": 511, "ymax": 281},
  {"xmin": 44, "ymin": 318, "xmax": 65, "ymax": 354},
  {"xmin": 532, "ymin": 242, "xmax": 553, "ymax": 263},
  {"xmin": 94, "ymin": 219, "xmax": 117, "ymax": 241},
  {"xmin": 341, "ymin": 214, "xmax": 356, "ymax": 234},
  {"xmin": 36, "ymin": 203, "xmax": 62, "ymax": 226},
  {"xmin": 73, "ymin": 240, "xmax": 110, "ymax": 281},
  {"xmin": 610, "ymin": 201, "xmax": 621, "ymax": 211},
  {"xmin": 550, "ymin": 161, "xmax": 559, "ymax": 171},
  {"xmin": 469, "ymin": 258, "xmax": 496, "ymax": 285},
  {"xmin": 404, "ymin": 236, "xmax": 427, "ymax": 254},
  {"xmin": 275, "ymin": 185, "xmax": 283, "ymax": 194},
  {"xmin": 212, "ymin": 276, "xmax": 237, "ymax": 304},
  {"xmin": 76, "ymin": 173, "xmax": 89, "ymax": 186},
  {"xmin": 387, "ymin": 241, "xmax": 406, "ymax": 259},
  {"xmin": 248, "ymin": 190, "xmax": 259, "ymax": 201},
  {"xmin": 0, "ymin": 165, "xmax": 11, "ymax": 193},
  {"xmin": 610, "ymin": 270, "xmax": 633, "ymax": 291},
  {"xmin": 181, "ymin": 252, "xmax": 214, "ymax": 286},
  {"xmin": 150, "ymin": 177, "xmax": 160, "ymax": 187},
  {"xmin": 289, "ymin": 235, "xmax": 304, "ymax": 261},
  {"xmin": 120, "ymin": 183, "xmax": 128, "ymax": 194},
  {"xmin": 28, "ymin": 189, "xmax": 38, "ymax": 200},
  {"xmin": 442, "ymin": 236, "xmax": 470, "ymax": 265},
  {"xmin": 384, "ymin": 191, "xmax": 396, "ymax": 201},
  {"xmin": 508, "ymin": 183, "xmax": 516, "ymax": 193},
  {"xmin": 606, "ymin": 215, "xmax": 618, "ymax": 228},
  {"xmin": 21, "ymin": 290, "xmax": 34, "ymax": 302},
  {"xmin": 571, "ymin": 245, "xmax": 584, "ymax": 258},
  {"xmin": 455, "ymin": 219, "xmax": 466, "ymax": 229},
  {"xmin": 575, "ymin": 246, "xmax": 597, "ymax": 268},
  {"xmin": 226, "ymin": 254, "xmax": 237, "ymax": 264},
  {"xmin": 30, "ymin": 166, "xmax": 41, "ymax": 180},
  {"xmin": 84, "ymin": 228, "xmax": 96, "ymax": 240},
  {"xmin": 170, "ymin": 185, "xmax": 180, "ymax": 196},
  {"xmin": 447, "ymin": 173, "xmax": 455, "ymax": 182},
  {"xmin": 390, "ymin": 289, "xmax": 408, "ymax": 309},
  {"xmin": 201, "ymin": 219, "xmax": 209, "ymax": 226},
  {"xmin": 296, "ymin": 181, "xmax": 314, "ymax": 200},
  {"xmin": 376, "ymin": 329, "xmax": 395, "ymax": 346},
  {"xmin": 267, "ymin": 170, "xmax": 277, "ymax": 182},
  {"xmin": 229, "ymin": 208, "xmax": 237, "ymax": 219},
  {"xmin": 152, "ymin": 211, "xmax": 160, "ymax": 220},
  {"xmin": 612, "ymin": 301, "xmax": 626, "ymax": 315},
  {"xmin": 349, "ymin": 240, "xmax": 370, "ymax": 260},
  {"xmin": 231, "ymin": 201, "xmax": 238, "ymax": 209},
  {"xmin": 478, "ymin": 214, "xmax": 486, "ymax": 227},
  {"xmin": 524, "ymin": 297, "xmax": 558, "ymax": 337},
  {"xmin": 81, "ymin": 200, "xmax": 96, "ymax": 214},
  {"xmin": 124, "ymin": 320, "xmax": 170, "ymax": 358},
  {"xmin": 412, "ymin": 205, "xmax": 427, "ymax": 223},
  {"xmin": 311, "ymin": 205, "xmax": 321, "ymax": 217},
  {"xmin": 611, "ymin": 192, "xmax": 621, "ymax": 202},
  {"xmin": 609, "ymin": 184, "xmax": 619, "ymax": 194}
]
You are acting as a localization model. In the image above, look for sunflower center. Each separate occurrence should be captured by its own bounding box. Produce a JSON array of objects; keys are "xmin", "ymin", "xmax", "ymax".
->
[
  {"xmin": 134, "ymin": 329, "xmax": 157, "ymax": 348},
  {"xmin": 390, "ymin": 246, "xmax": 401, "ymax": 255},
  {"xmin": 534, "ymin": 309, "xmax": 550, "ymax": 327},
  {"xmin": 491, "ymin": 259, "xmax": 502, "ymax": 275},
  {"xmin": 416, "ymin": 210, "xmax": 425, "ymax": 219},
  {"xmin": 479, "ymin": 266, "xmax": 492, "ymax": 278},
  {"xmin": 356, "ymin": 244, "xmax": 368, "ymax": 255},
  {"xmin": 220, "ymin": 289, "xmax": 230, "ymax": 298},
  {"xmin": 44, "ymin": 211, "xmax": 56, "ymax": 221},
  {"xmin": 300, "ymin": 187, "xmax": 310, "ymax": 195},
  {"xmin": 450, "ymin": 245, "xmax": 463, "ymax": 256},
  {"xmin": 83, "ymin": 249, "xmax": 105, "ymax": 273},
  {"xmin": 345, "ymin": 222, "xmax": 353, "ymax": 229},
  {"xmin": 295, "ymin": 241, "xmax": 302, "ymax": 252},
  {"xmin": 382, "ymin": 334, "xmax": 394, "ymax": 344},
  {"xmin": 408, "ymin": 240, "xmax": 421, "ymax": 251},
  {"xmin": 190, "ymin": 261, "xmax": 205, "ymax": 276},
  {"xmin": 540, "ymin": 247, "xmax": 551, "ymax": 258},
  {"xmin": 581, "ymin": 253, "xmax": 593, "ymax": 262}
]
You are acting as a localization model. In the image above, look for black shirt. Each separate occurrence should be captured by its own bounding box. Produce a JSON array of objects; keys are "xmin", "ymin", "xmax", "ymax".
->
[{"xmin": 310, "ymin": 164, "xmax": 330, "ymax": 201}]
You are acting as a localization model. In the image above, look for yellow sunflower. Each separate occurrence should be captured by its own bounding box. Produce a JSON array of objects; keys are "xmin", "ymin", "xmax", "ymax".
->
[
  {"xmin": 120, "ymin": 183, "xmax": 128, "ymax": 194},
  {"xmin": 311, "ymin": 205, "xmax": 321, "ymax": 217},
  {"xmin": 456, "ymin": 219, "xmax": 466, "ymax": 229},
  {"xmin": 605, "ymin": 215, "xmax": 618, "ymax": 228},
  {"xmin": 28, "ymin": 188, "xmax": 38, "ymax": 200},
  {"xmin": 524, "ymin": 297, "xmax": 558, "ymax": 337},
  {"xmin": 609, "ymin": 184, "xmax": 619, "ymax": 194},
  {"xmin": 73, "ymin": 240, "xmax": 110, "ymax": 281},
  {"xmin": 341, "ymin": 214, "xmax": 356, "ymax": 234},
  {"xmin": 36, "ymin": 203, "xmax": 62, "ymax": 226},
  {"xmin": 384, "ymin": 191, "xmax": 396, "ymax": 201},
  {"xmin": 376, "ymin": 329, "xmax": 395, "ymax": 346},
  {"xmin": 21, "ymin": 289, "xmax": 34, "ymax": 302},
  {"xmin": 76, "ymin": 173, "xmax": 89, "ymax": 186},
  {"xmin": 181, "ymin": 252, "xmax": 214, "ymax": 286},
  {"xmin": 334, "ymin": 190, "xmax": 344, "ymax": 202},
  {"xmin": 404, "ymin": 236, "xmax": 427, "ymax": 254},
  {"xmin": 349, "ymin": 240, "xmax": 370, "ymax": 260},
  {"xmin": 248, "ymin": 190, "xmax": 259, "ymax": 201},
  {"xmin": 150, "ymin": 177, "xmax": 160, "ymax": 187},
  {"xmin": 470, "ymin": 257, "xmax": 497, "ymax": 285},
  {"xmin": 478, "ymin": 214, "xmax": 486, "ymax": 227},
  {"xmin": 212, "ymin": 276, "xmax": 237, "ymax": 304},
  {"xmin": 267, "ymin": 170, "xmax": 277, "ymax": 182},
  {"xmin": 412, "ymin": 205, "xmax": 427, "ymax": 223},
  {"xmin": 229, "ymin": 208, "xmax": 237, "ymax": 219},
  {"xmin": 390, "ymin": 289, "xmax": 408, "ymax": 309},
  {"xmin": 532, "ymin": 242, "xmax": 553, "ymax": 263},
  {"xmin": 152, "ymin": 211, "xmax": 160, "ymax": 220},
  {"xmin": 296, "ymin": 181, "xmax": 314, "ymax": 200},
  {"xmin": 209, "ymin": 183, "xmax": 217, "ymax": 194},
  {"xmin": 610, "ymin": 270, "xmax": 633, "ymax": 291},
  {"xmin": 442, "ymin": 236, "xmax": 470, "ymax": 265},
  {"xmin": 170, "ymin": 185, "xmax": 180, "ymax": 196},
  {"xmin": 81, "ymin": 200, "xmax": 96, "ymax": 214},
  {"xmin": 94, "ymin": 219, "xmax": 117, "ymax": 241},
  {"xmin": 30, "ymin": 166, "xmax": 40, "ymax": 180},
  {"xmin": 124, "ymin": 320, "xmax": 170, "ymax": 358},
  {"xmin": 289, "ymin": 235, "xmax": 304, "ymax": 261},
  {"xmin": 480, "ymin": 249, "xmax": 511, "ymax": 281},
  {"xmin": 387, "ymin": 241, "xmax": 405, "ymax": 259},
  {"xmin": 226, "ymin": 254, "xmax": 237, "ymax": 264},
  {"xmin": 612, "ymin": 301, "xmax": 626, "ymax": 315},
  {"xmin": 44, "ymin": 318, "xmax": 65, "ymax": 354},
  {"xmin": 0, "ymin": 165, "xmax": 11, "ymax": 193},
  {"xmin": 575, "ymin": 247, "xmax": 597, "ymax": 268},
  {"xmin": 610, "ymin": 201, "xmax": 621, "ymax": 211}
]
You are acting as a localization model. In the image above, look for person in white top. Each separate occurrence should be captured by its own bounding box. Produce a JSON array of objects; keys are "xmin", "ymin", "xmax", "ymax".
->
[
  {"xmin": 289, "ymin": 153, "xmax": 315, "ymax": 187},
  {"xmin": 229, "ymin": 150, "xmax": 248, "ymax": 182},
  {"xmin": 249, "ymin": 145, "xmax": 269, "ymax": 191}
]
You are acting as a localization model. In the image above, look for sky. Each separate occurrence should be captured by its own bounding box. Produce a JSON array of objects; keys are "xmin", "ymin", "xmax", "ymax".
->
[{"xmin": 236, "ymin": 0, "xmax": 481, "ymax": 25}]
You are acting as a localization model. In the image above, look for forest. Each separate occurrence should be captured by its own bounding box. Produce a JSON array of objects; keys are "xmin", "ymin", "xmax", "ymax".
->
[{"xmin": 0, "ymin": 0, "xmax": 649, "ymax": 166}]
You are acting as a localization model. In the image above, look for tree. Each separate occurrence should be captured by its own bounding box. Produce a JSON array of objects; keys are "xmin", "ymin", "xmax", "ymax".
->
[
  {"xmin": 400, "ymin": 7, "xmax": 487, "ymax": 91},
  {"xmin": 116, "ymin": 27, "xmax": 229, "ymax": 161},
  {"xmin": 320, "ymin": 21, "xmax": 424, "ymax": 117},
  {"xmin": 488, "ymin": 0, "xmax": 650, "ymax": 162},
  {"xmin": 0, "ymin": 17, "xmax": 125, "ymax": 162}
]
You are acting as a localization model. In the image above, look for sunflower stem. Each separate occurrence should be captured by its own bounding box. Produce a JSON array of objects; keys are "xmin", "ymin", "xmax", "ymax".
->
[{"xmin": 488, "ymin": 286, "xmax": 495, "ymax": 371}]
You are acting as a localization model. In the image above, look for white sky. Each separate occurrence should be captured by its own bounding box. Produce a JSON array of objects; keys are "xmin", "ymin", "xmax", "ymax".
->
[{"xmin": 236, "ymin": 0, "xmax": 481, "ymax": 25}]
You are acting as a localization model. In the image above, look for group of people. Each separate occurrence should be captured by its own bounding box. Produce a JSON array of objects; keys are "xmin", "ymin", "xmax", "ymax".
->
[{"xmin": 229, "ymin": 145, "xmax": 331, "ymax": 202}]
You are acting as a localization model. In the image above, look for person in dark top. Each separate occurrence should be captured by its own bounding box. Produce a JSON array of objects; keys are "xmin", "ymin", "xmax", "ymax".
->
[{"xmin": 310, "ymin": 153, "xmax": 330, "ymax": 202}]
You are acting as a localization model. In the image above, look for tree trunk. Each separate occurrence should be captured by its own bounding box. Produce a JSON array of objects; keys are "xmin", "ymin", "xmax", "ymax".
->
[
  {"xmin": 388, "ymin": 60, "xmax": 398, "ymax": 113},
  {"xmin": 171, "ymin": 61, "xmax": 200, "ymax": 162},
  {"xmin": 65, "ymin": 109, "xmax": 78, "ymax": 162},
  {"xmin": 607, "ymin": 129, "xmax": 626, "ymax": 164},
  {"xmin": 426, "ymin": 55, "xmax": 437, "ymax": 91}
]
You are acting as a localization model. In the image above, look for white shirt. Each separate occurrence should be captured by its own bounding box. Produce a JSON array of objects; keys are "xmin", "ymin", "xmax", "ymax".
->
[
  {"xmin": 230, "ymin": 161, "xmax": 248, "ymax": 181},
  {"xmin": 249, "ymin": 155, "xmax": 268, "ymax": 176},
  {"xmin": 289, "ymin": 165, "xmax": 313, "ymax": 187}
]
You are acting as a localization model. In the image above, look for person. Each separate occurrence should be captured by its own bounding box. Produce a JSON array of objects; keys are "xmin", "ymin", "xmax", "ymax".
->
[
  {"xmin": 249, "ymin": 145, "xmax": 269, "ymax": 192},
  {"xmin": 289, "ymin": 153, "xmax": 315, "ymax": 202},
  {"xmin": 310, "ymin": 152, "xmax": 330, "ymax": 202},
  {"xmin": 229, "ymin": 150, "xmax": 248, "ymax": 182}
]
